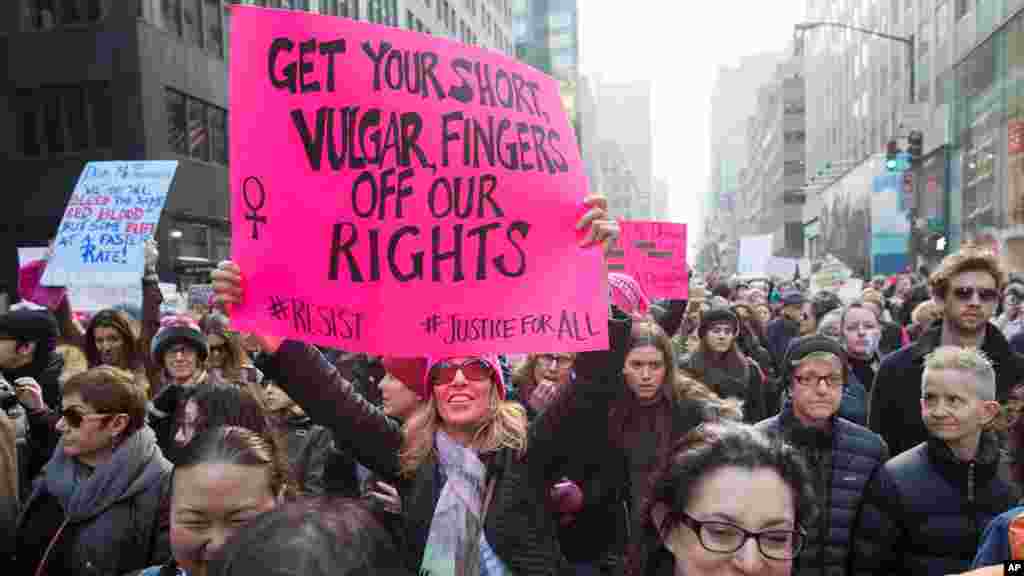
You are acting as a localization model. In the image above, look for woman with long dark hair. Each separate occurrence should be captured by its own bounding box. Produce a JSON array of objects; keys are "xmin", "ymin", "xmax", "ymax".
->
[{"xmin": 681, "ymin": 309, "xmax": 770, "ymax": 423}]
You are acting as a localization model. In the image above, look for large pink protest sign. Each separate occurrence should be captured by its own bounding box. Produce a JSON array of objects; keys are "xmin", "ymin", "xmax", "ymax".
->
[
  {"xmin": 228, "ymin": 7, "xmax": 608, "ymax": 356},
  {"xmin": 619, "ymin": 221, "xmax": 688, "ymax": 300}
]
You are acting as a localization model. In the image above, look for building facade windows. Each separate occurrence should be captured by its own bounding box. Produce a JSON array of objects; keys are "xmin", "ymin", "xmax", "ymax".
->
[
  {"xmin": 15, "ymin": 82, "xmax": 113, "ymax": 158},
  {"xmin": 23, "ymin": 0, "xmax": 104, "ymax": 30},
  {"xmin": 150, "ymin": 0, "xmax": 224, "ymax": 57},
  {"xmin": 368, "ymin": 0, "xmax": 398, "ymax": 26},
  {"xmin": 947, "ymin": 8, "xmax": 1024, "ymax": 266},
  {"xmin": 166, "ymin": 88, "xmax": 228, "ymax": 165}
]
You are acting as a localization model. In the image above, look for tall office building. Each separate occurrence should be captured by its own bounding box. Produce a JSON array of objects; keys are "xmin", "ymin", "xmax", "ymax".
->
[
  {"xmin": 800, "ymin": 0, "xmax": 1023, "ymax": 270},
  {"xmin": 700, "ymin": 51, "xmax": 785, "ymax": 272},
  {"xmin": 800, "ymin": 0, "xmax": 955, "ymax": 267},
  {"xmin": 3, "ymin": 0, "xmax": 233, "ymax": 295},
  {"xmin": 736, "ymin": 54, "xmax": 806, "ymax": 258},
  {"xmin": 591, "ymin": 79, "xmax": 654, "ymax": 219},
  {"xmin": 513, "ymin": 0, "xmax": 579, "ymax": 141},
  {"xmin": 0, "ymin": 0, "xmax": 518, "ymax": 298},
  {"xmin": 945, "ymin": 1, "xmax": 1024, "ymax": 269}
]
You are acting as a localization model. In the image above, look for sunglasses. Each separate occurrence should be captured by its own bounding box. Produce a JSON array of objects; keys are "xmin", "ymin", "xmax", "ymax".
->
[
  {"xmin": 60, "ymin": 407, "xmax": 114, "ymax": 429},
  {"xmin": 952, "ymin": 286, "xmax": 1000, "ymax": 303},
  {"xmin": 430, "ymin": 359, "xmax": 494, "ymax": 386}
]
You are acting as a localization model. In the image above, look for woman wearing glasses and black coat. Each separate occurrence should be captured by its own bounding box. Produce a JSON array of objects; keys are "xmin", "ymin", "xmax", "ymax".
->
[
  {"xmin": 13, "ymin": 367, "xmax": 171, "ymax": 576},
  {"xmin": 755, "ymin": 336, "xmax": 888, "ymax": 576}
]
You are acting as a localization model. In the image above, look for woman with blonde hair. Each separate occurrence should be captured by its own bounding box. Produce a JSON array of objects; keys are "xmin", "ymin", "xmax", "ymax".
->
[{"xmin": 211, "ymin": 198, "xmax": 622, "ymax": 574}]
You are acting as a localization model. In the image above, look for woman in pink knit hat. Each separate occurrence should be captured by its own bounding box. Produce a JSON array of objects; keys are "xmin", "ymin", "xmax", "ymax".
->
[{"xmin": 212, "ymin": 196, "xmax": 623, "ymax": 574}]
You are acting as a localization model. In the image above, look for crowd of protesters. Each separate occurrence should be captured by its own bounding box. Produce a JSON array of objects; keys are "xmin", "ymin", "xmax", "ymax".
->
[{"xmin": 5, "ymin": 202, "xmax": 1024, "ymax": 574}]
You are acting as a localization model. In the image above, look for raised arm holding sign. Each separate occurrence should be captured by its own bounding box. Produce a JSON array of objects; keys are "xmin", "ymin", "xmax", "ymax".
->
[{"xmin": 226, "ymin": 7, "xmax": 609, "ymax": 356}]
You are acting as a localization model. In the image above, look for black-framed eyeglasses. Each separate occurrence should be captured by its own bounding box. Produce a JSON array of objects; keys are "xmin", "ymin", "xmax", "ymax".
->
[
  {"xmin": 677, "ymin": 512, "xmax": 805, "ymax": 561},
  {"xmin": 537, "ymin": 354, "xmax": 574, "ymax": 369},
  {"xmin": 793, "ymin": 373, "xmax": 844, "ymax": 390}
]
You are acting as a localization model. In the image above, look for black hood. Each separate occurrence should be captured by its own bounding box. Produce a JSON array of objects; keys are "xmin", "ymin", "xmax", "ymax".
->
[{"xmin": 3, "ymin": 350, "xmax": 64, "ymax": 409}]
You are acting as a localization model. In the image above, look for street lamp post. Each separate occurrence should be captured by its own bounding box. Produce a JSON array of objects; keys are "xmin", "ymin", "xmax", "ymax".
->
[{"xmin": 794, "ymin": 21, "xmax": 915, "ymax": 104}]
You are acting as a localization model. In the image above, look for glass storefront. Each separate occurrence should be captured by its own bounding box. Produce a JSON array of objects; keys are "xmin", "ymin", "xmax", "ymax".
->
[{"xmin": 950, "ymin": 8, "xmax": 1024, "ymax": 269}]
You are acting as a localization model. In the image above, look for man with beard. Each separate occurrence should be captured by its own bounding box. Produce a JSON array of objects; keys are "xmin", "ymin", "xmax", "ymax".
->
[{"xmin": 868, "ymin": 246, "xmax": 1024, "ymax": 456}]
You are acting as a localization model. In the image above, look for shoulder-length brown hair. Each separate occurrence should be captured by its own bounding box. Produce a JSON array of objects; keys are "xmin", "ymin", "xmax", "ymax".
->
[
  {"xmin": 398, "ymin": 367, "xmax": 528, "ymax": 479},
  {"xmin": 511, "ymin": 355, "xmax": 543, "ymax": 403},
  {"xmin": 201, "ymin": 315, "xmax": 249, "ymax": 381},
  {"xmin": 628, "ymin": 320, "xmax": 679, "ymax": 392},
  {"xmin": 84, "ymin": 309, "xmax": 142, "ymax": 370}
]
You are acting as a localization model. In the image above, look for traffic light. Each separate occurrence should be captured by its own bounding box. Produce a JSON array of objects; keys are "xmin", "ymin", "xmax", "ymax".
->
[
  {"xmin": 886, "ymin": 140, "xmax": 900, "ymax": 172},
  {"xmin": 908, "ymin": 130, "xmax": 924, "ymax": 159}
]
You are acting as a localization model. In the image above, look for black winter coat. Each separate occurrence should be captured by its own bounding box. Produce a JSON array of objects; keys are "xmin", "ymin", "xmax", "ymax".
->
[
  {"xmin": 265, "ymin": 315, "xmax": 629, "ymax": 575},
  {"xmin": 275, "ymin": 413, "xmax": 334, "ymax": 496},
  {"xmin": 756, "ymin": 408, "xmax": 888, "ymax": 576},
  {"xmin": 3, "ymin": 350, "xmax": 64, "ymax": 415},
  {"xmin": 868, "ymin": 323, "xmax": 1024, "ymax": 456},
  {"xmin": 13, "ymin": 430, "xmax": 172, "ymax": 576},
  {"xmin": 765, "ymin": 316, "xmax": 800, "ymax": 373},
  {"xmin": 3, "ymin": 352, "xmax": 64, "ymax": 485},
  {"xmin": 680, "ymin": 352, "xmax": 770, "ymax": 423},
  {"xmin": 878, "ymin": 321, "xmax": 905, "ymax": 357},
  {"xmin": 848, "ymin": 432, "xmax": 1019, "ymax": 576}
]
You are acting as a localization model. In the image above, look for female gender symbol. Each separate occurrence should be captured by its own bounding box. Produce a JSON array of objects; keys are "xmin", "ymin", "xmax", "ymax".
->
[{"xmin": 242, "ymin": 176, "xmax": 267, "ymax": 240}]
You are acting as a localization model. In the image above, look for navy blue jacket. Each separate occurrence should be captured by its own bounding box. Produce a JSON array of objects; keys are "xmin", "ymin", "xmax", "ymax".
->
[
  {"xmin": 869, "ymin": 323, "xmax": 1024, "ymax": 456},
  {"xmin": 765, "ymin": 316, "xmax": 800, "ymax": 372},
  {"xmin": 849, "ymin": 432, "xmax": 1019, "ymax": 576},
  {"xmin": 757, "ymin": 408, "xmax": 888, "ymax": 576}
]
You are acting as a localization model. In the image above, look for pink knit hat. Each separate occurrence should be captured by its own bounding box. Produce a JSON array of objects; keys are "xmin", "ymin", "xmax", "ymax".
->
[
  {"xmin": 18, "ymin": 260, "xmax": 67, "ymax": 311},
  {"xmin": 607, "ymin": 272, "xmax": 651, "ymax": 316}
]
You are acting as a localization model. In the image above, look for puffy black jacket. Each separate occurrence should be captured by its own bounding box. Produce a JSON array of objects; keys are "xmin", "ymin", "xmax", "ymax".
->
[
  {"xmin": 756, "ymin": 408, "xmax": 888, "ymax": 576},
  {"xmin": 869, "ymin": 323, "xmax": 1024, "ymax": 456},
  {"xmin": 849, "ymin": 432, "xmax": 1019, "ymax": 576}
]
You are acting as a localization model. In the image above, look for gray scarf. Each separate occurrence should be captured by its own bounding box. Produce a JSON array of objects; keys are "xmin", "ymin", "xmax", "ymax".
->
[
  {"xmin": 420, "ymin": 430, "xmax": 507, "ymax": 576},
  {"xmin": 40, "ymin": 426, "xmax": 166, "ymax": 521}
]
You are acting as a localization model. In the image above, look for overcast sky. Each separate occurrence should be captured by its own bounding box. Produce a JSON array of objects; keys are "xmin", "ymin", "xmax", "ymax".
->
[{"xmin": 578, "ymin": 1, "xmax": 808, "ymax": 252}]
